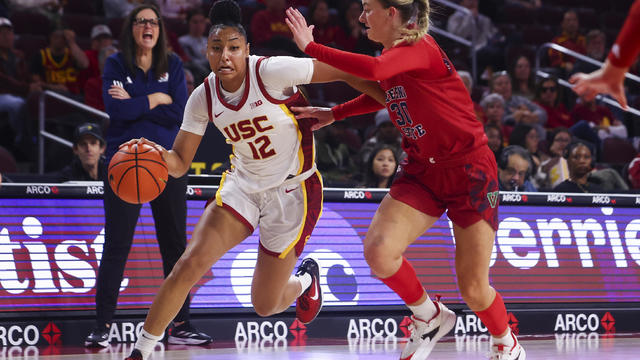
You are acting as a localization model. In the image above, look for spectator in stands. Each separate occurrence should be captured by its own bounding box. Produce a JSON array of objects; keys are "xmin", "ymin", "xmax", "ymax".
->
[
  {"xmin": 79, "ymin": 25, "xmax": 114, "ymax": 91},
  {"xmin": 627, "ymin": 155, "xmax": 640, "ymax": 190},
  {"xmin": 459, "ymin": 70, "xmax": 486, "ymax": 122},
  {"xmin": 536, "ymin": 127, "xmax": 572, "ymax": 190},
  {"xmin": 479, "ymin": 93, "xmax": 504, "ymax": 126},
  {"xmin": 315, "ymin": 123, "xmax": 357, "ymax": 187},
  {"xmin": 570, "ymin": 95, "xmax": 627, "ymax": 144},
  {"xmin": 553, "ymin": 141, "xmax": 603, "ymax": 193},
  {"xmin": 307, "ymin": 0, "xmax": 340, "ymax": 48},
  {"xmin": 334, "ymin": 0, "xmax": 375, "ymax": 54},
  {"xmin": 0, "ymin": 17, "xmax": 41, "ymax": 150},
  {"xmin": 446, "ymin": 0, "xmax": 505, "ymax": 78},
  {"xmin": 251, "ymin": 0, "xmax": 299, "ymax": 55},
  {"xmin": 29, "ymin": 27, "xmax": 89, "ymax": 98},
  {"xmin": 54, "ymin": 123, "xmax": 106, "ymax": 181},
  {"xmin": 549, "ymin": 10, "xmax": 586, "ymax": 74},
  {"xmin": 510, "ymin": 55, "xmax": 534, "ymax": 100},
  {"xmin": 361, "ymin": 144, "xmax": 399, "ymax": 188},
  {"xmin": 484, "ymin": 123, "xmax": 503, "ymax": 161},
  {"xmin": 103, "ymin": 0, "xmax": 145, "ymax": 20},
  {"xmin": 184, "ymin": 67, "xmax": 195, "ymax": 95},
  {"xmin": 509, "ymin": 123, "xmax": 544, "ymax": 171},
  {"xmin": 498, "ymin": 145, "xmax": 537, "ymax": 191},
  {"xmin": 490, "ymin": 71, "xmax": 547, "ymax": 138},
  {"xmin": 534, "ymin": 77, "xmax": 573, "ymax": 129},
  {"xmin": 178, "ymin": 8, "xmax": 210, "ymax": 83},
  {"xmin": 572, "ymin": 29, "xmax": 607, "ymax": 76},
  {"xmin": 157, "ymin": 0, "xmax": 201, "ymax": 20},
  {"xmin": 84, "ymin": 45, "xmax": 118, "ymax": 111},
  {"xmin": 358, "ymin": 109, "xmax": 403, "ymax": 167},
  {"xmin": 506, "ymin": 0, "xmax": 541, "ymax": 9}
]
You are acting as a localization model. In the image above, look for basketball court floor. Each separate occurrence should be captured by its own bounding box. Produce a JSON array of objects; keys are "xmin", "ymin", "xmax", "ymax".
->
[{"xmin": 7, "ymin": 333, "xmax": 639, "ymax": 359}]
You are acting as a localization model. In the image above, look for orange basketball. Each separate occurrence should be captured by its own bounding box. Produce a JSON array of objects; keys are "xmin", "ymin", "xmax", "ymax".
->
[{"xmin": 108, "ymin": 143, "xmax": 168, "ymax": 204}]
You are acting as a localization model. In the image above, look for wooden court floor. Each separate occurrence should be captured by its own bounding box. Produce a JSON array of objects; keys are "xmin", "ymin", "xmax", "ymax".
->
[{"xmin": 3, "ymin": 333, "xmax": 639, "ymax": 359}]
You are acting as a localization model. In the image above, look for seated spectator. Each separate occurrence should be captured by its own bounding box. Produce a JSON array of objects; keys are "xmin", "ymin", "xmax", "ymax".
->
[
  {"xmin": 459, "ymin": 70, "xmax": 486, "ymax": 123},
  {"xmin": 509, "ymin": 123, "xmax": 544, "ymax": 170},
  {"xmin": 315, "ymin": 123, "xmax": 357, "ymax": 186},
  {"xmin": 0, "ymin": 17, "xmax": 41, "ymax": 150},
  {"xmin": 358, "ymin": 109, "xmax": 403, "ymax": 167},
  {"xmin": 334, "ymin": 0, "xmax": 376, "ymax": 54},
  {"xmin": 78, "ymin": 25, "xmax": 114, "ymax": 91},
  {"xmin": 490, "ymin": 71, "xmax": 547, "ymax": 138},
  {"xmin": 510, "ymin": 55, "xmax": 534, "ymax": 100},
  {"xmin": 184, "ymin": 68, "xmax": 195, "ymax": 95},
  {"xmin": 534, "ymin": 76, "xmax": 573, "ymax": 129},
  {"xmin": 571, "ymin": 29, "xmax": 607, "ymax": 76},
  {"xmin": 549, "ymin": 10, "xmax": 586, "ymax": 74},
  {"xmin": 536, "ymin": 127, "xmax": 572, "ymax": 190},
  {"xmin": 178, "ymin": 8, "xmax": 209, "ymax": 83},
  {"xmin": 53, "ymin": 123, "xmax": 106, "ymax": 182},
  {"xmin": 84, "ymin": 45, "xmax": 118, "ymax": 111},
  {"xmin": 570, "ymin": 96, "xmax": 628, "ymax": 145},
  {"xmin": 553, "ymin": 141, "xmax": 606, "ymax": 193},
  {"xmin": 498, "ymin": 145, "xmax": 537, "ymax": 192},
  {"xmin": 484, "ymin": 123, "xmax": 503, "ymax": 161},
  {"xmin": 29, "ymin": 27, "xmax": 89, "ymax": 98},
  {"xmin": 307, "ymin": 0, "xmax": 340, "ymax": 47},
  {"xmin": 360, "ymin": 144, "xmax": 399, "ymax": 188},
  {"xmin": 446, "ymin": 0, "xmax": 505, "ymax": 76},
  {"xmin": 250, "ymin": 0, "xmax": 299, "ymax": 55}
]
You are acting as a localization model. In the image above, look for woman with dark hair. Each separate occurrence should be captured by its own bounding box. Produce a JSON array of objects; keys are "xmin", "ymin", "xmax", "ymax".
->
[
  {"xmin": 334, "ymin": 0, "xmax": 377, "ymax": 54},
  {"xmin": 362, "ymin": 144, "xmax": 399, "ymax": 188},
  {"xmin": 553, "ymin": 141, "xmax": 604, "ymax": 193},
  {"xmin": 84, "ymin": 4, "xmax": 211, "ymax": 348},
  {"xmin": 534, "ymin": 76, "xmax": 573, "ymax": 129},
  {"xmin": 484, "ymin": 123, "xmax": 504, "ymax": 160},
  {"xmin": 536, "ymin": 127, "xmax": 572, "ymax": 189},
  {"xmin": 510, "ymin": 55, "xmax": 535, "ymax": 100},
  {"xmin": 122, "ymin": 1, "xmax": 384, "ymax": 359},
  {"xmin": 306, "ymin": 0, "xmax": 340, "ymax": 47}
]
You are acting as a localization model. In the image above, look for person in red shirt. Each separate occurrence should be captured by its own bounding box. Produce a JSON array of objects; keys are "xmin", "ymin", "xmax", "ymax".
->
[
  {"xmin": 251, "ymin": 0, "xmax": 299, "ymax": 54},
  {"xmin": 286, "ymin": 2, "xmax": 524, "ymax": 360},
  {"xmin": 570, "ymin": 0, "xmax": 640, "ymax": 110},
  {"xmin": 534, "ymin": 77, "xmax": 573, "ymax": 129},
  {"xmin": 548, "ymin": 9, "xmax": 586, "ymax": 74}
]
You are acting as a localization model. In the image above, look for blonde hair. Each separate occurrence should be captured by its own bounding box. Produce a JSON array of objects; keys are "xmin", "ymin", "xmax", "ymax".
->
[{"xmin": 379, "ymin": 0, "xmax": 430, "ymax": 46}]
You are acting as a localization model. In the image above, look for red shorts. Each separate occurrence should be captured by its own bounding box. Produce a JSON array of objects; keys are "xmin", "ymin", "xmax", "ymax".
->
[{"xmin": 389, "ymin": 146, "xmax": 499, "ymax": 230}]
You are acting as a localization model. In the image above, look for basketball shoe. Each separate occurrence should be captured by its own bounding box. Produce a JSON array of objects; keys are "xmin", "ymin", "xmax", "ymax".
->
[
  {"xmin": 400, "ymin": 296, "xmax": 456, "ymax": 360},
  {"xmin": 85, "ymin": 325, "xmax": 109, "ymax": 347},
  {"xmin": 490, "ymin": 332, "xmax": 526, "ymax": 360},
  {"xmin": 295, "ymin": 258, "xmax": 322, "ymax": 324},
  {"xmin": 124, "ymin": 349, "xmax": 143, "ymax": 360},
  {"xmin": 167, "ymin": 322, "xmax": 212, "ymax": 345}
]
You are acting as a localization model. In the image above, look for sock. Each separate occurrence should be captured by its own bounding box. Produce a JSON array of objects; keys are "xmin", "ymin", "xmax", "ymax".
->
[
  {"xmin": 407, "ymin": 294, "xmax": 437, "ymax": 321},
  {"xmin": 134, "ymin": 329, "xmax": 163, "ymax": 360},
  {"xmin": 475, "ymin": 292, "xmax": 509, "ymax": 336},
  {"xmin": 294, "ymin": 272, "xmax": 312, "ymax": 296},
  {"xmin": 379, "ymin": 257, "xmax": 424, "ymax": 304},
  {"xmin": 493, "ymin": 327, "xmax": 515, "ymax": 347}
]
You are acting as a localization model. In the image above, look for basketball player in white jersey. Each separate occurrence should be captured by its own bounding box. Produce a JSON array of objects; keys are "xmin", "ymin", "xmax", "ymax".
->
[{"xmin": 123, "ymin": 1, "xmax": 384, "ymax": 359}]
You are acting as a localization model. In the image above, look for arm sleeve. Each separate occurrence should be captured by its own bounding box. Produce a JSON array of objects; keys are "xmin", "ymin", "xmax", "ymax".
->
[
  {"xmin": 607, "ymin": 0, "xmax": 640, "ymax": 68},
  {"xmin": 331, "ymin": 94, "xmax": 385, "ymax": 121},
  {"xmin": 181, "ymin": 83, "xmax": 209, "ymax": 136},
  {"xmin": 102, "ymin": 56, "xmax": 151, "ymax": 122},
  {"xmin": 148, "ymin": 54, "xmax": 188, "ymax": 127},
  {"xmin": 304, "ymin": 41, "xmax": 431, "ymax": 81},
  {"xmin": 258, "ymin": 56, "xmax": 314, "ymax": 93}
]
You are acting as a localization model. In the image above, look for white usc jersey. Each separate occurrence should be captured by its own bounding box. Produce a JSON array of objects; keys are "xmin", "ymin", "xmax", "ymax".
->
[{"xmin": 185, "ymin": 55, "xmax": 316, "ymax": 193}]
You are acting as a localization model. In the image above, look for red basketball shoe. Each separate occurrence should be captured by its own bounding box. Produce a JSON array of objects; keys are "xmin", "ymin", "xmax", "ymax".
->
[{"xmin": 295, "ymin": 258, "xmax": 322, "ymax": 324}]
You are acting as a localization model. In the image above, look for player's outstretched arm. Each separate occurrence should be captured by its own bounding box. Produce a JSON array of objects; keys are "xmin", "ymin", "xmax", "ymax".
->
[{"xmin": 569, "ymin": 60, "xmax": 628, "ymax": 109}]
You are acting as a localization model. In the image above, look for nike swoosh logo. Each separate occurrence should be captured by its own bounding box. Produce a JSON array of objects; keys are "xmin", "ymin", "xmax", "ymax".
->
[
  {"xmin": 310, "ymin": 281, "xmax": 319, "ymax": 300},
  {"xmin": 214, "ymin": 111, "xmax": 224, "ymax": 117},
  {"xmin": 285, "ymin": 187, "xmax": 297, "ymax": 193},
  {"xmin": 421, "ymin": 327, "xmax": 439, "ymax": 341}
]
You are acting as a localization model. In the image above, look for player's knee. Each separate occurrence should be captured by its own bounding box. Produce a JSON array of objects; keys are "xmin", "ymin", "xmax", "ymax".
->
[
  {"xmin": 169, "ymin": 254, "xmax": 209, "ymax": 285},
  {"xmin": 252, "ymin": 299, "xmax": 278, "ymax": 317},
  {"xmin": 458, "ymin": 278, "xmax": 489, "ymax": 308},
  {"xmin": 363, "ymin": 239, "xmax": 394, "ymax": 274}
]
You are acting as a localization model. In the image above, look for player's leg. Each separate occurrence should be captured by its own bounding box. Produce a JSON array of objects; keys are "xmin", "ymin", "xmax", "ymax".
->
[
  {"xmin": 365, "ymin": 193, "xmax": 456, "ymax": 360},
  {"xmin": 454, "ymin": 221, "xmax": 525, "ymax": 360}
]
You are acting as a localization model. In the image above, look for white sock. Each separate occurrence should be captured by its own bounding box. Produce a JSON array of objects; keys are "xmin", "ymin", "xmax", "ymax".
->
[
  {"xmin": 493, "ymin": 328, "xmax": 515, "ymax": 347},
  {"xmin": 135, "ymin": 329, "xmax": 163, "ymax": 360},
  {"xmin": 294, "ymin": 273, "xmax": 312, "ymax": 296},
  {"xmin": 407, "ymin": 294, "xmax": 437, "ymax": 321}
]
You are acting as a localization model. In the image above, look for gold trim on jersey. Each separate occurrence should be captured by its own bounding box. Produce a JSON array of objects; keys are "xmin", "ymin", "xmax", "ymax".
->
[{"xmin": 279, "ymin": 104, "xmax": 304, "ymax": 176}]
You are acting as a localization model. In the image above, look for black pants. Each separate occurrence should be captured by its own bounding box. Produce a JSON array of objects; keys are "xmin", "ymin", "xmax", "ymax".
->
[{"xmin": 95, "ymin": 173, "xmax": 190, "ymax": 327}]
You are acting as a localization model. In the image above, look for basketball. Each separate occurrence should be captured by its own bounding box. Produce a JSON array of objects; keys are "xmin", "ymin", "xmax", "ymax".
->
[{"xmin": 108, "ymin": 143, "xmax": 168, "ymax": 204}]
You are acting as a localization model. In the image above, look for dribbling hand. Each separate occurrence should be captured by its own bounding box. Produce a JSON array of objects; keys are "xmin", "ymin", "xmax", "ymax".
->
[
  {"xmin": 120, "ymin": 137, "xmax": 169, "ymax": 162},
  {"xmin": 285, "ymin": 7, "xmax": 315, "ymax": 52},
  {"xmin": 290, "ymin": 106, "xmax": 335, "ymax": 131}
]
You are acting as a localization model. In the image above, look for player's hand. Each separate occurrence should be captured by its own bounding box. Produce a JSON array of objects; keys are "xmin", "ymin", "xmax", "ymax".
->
[
  {"xmin": 290, "ymin": 106, "xmax": 335, "ymax": 131},
  {"xmin": 570, "ymin": 60, "xmax": 628, "ymax": 109},
  {"xmin": 285, "ymin": 7, "xmax": 314, "ymax": 52},
  {"xmin": 108, "ymin": 85, "xmax": 131, "ymax": 99},
  {"xmin": 120, "ymin": 138, "xmax": 169, "ymax": 162}
]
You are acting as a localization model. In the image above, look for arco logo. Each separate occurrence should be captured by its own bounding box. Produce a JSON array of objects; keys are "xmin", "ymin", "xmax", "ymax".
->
[
  {"xmin": 42, "ymin": 322, "xmax": 61, "ymax": 345},
  {"xmin": 507, "ymin": 313, "xmax": 519, "ymax": 335},
  {"xmin": 289, "ymin": 319, "xmax": 307, "ymax": 346},
  {"xmin": 399, "ymin": 316, "xmax": 412, "ymax": 338},
  {"xmin": 600, "ymin": 312, "xmax": 615, "ymax": 333}
]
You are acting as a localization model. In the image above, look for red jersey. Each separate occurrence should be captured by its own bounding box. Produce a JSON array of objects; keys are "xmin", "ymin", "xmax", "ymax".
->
[
  {"xmin": 40, "ymin": 48, "xmax": 82, "ymax": 94},
  {"xmin": 608, "ymin": 0, "xmax": 640, "ymax": 68},
  {"xmin": 307, "ymin": 35, "xmax": 487, "ymax": 166}
]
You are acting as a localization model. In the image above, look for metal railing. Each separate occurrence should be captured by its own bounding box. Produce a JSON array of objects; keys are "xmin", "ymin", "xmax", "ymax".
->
[
  {"xmin": 38, "ymin": 90, "xmax": 109, "ymax": 174},
  {"xmin": 535, "ymin": 42, "xmax": 640, "ymax": 116},
  {"xmin": 431, "ymin": 0, "xmax": 478, "ymax": 80}
]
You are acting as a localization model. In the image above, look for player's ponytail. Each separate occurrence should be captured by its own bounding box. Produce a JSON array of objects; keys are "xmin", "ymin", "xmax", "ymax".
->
[
  {"xmin": 208, "ymin": 0, "xmax": 247, "ymax": 39},
  {"xmin": 382, "ymin": 0, "xmax": 431, "ymax": 46}
]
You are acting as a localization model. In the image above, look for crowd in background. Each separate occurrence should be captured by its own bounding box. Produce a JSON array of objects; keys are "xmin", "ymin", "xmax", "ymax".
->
[{"xmin": 0, "ymin": 0, "xmax": 639, "ymax": 193}]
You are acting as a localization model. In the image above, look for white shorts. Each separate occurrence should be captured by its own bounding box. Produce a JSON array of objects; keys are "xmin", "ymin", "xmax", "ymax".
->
[{"xmin": 213, "ymin": 170, "xmax": 323, "ymax": 258}]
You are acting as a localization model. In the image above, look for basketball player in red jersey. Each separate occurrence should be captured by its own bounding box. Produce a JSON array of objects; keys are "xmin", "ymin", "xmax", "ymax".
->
[
  {"xmin": 286, "ymin": 1, "xmax": 525, "ymax": 359},
  {"xmin": 570, "ymin": 0, "xmax": 640, "ymax": 109}
]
